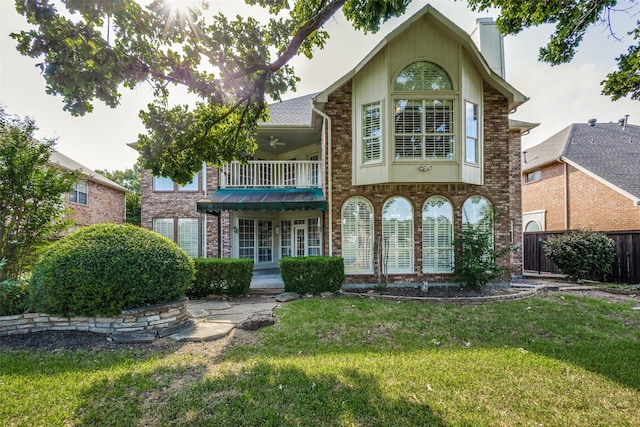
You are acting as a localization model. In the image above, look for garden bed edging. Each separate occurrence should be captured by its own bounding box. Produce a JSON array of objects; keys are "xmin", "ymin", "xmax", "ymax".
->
[{"xmin": 0, "ymin": 297, "xmax": 189, "ymax": 337}]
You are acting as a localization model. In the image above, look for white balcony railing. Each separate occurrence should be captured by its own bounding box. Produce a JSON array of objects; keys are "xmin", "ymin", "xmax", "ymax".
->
[{"xmin": 220, "ymin": 160, "xmax": 322, "ymax": 188}]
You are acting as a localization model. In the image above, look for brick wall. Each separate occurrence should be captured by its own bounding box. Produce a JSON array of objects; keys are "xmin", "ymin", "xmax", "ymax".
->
[
  {"xmin": 66, "ymin": 181, "xmax": 126, "ymax": 226},
  {"xmin": 141, "ymin": 167, "xmax": 223, "ymax": 258},
  {"xmin": 522, "ymin": 162, "xmax": 566, "ymax": 231},
  {"xmin": 567, "ymin": 165, "xmax": 640, "ymax": 230},
  {"xmin": 523, "ymin": 163, "xmax": 640, "ymax": 231},
  {"xmin": 325, "ymin": 81, "xmax": 521, "ymax": 284}
]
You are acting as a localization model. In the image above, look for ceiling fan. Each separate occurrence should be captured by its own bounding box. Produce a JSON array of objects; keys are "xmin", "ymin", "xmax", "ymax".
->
[{"xmin": 260, "ymin": 136, "xmax": 286, "ymax": 150}]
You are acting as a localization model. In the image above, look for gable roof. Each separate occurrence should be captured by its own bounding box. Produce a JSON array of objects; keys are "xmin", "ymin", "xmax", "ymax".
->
[
  {"xmin": 523, "ymin": 121, "xmax": 640, "ymax": 203},
  {"xmin": 314, "ymin": 4, "xmax": 527, "ymax": 110},
  {"xmin": 49, "ymin": 151, "xmax": 128, "ymax": 193}
]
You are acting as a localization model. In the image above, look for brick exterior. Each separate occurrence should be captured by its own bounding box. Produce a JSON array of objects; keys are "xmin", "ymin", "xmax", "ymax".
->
[
  {"xmin": 141, "ymin": 167, "xmax": 228, "ymax": 258},
  {"xmin": 65, "ymin": 180, "xmax": 126, "ymax": 226},
  {"xmin": 523, "ymin": 162, "xmax": 640, "ymax": 231},
  {"xmin": 325, "ymin": 82, "xmax": 523, "ymax": 284}
]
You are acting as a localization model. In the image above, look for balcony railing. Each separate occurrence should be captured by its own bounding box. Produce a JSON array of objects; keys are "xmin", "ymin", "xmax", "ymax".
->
[{"xmin": 220, "ymin": 160, "xmax": 322, "ymax": 188}]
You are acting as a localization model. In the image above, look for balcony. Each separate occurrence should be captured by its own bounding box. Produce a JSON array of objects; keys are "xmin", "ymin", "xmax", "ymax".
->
[{"xmin": 220, "ymin": 160, "xmax": 322, "ymax": 188}]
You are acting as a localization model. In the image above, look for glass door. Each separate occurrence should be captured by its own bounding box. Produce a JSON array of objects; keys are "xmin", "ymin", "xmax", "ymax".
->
[{"xmin": 293, "ymin": 223, "xmax": 306, "ymax": 257}]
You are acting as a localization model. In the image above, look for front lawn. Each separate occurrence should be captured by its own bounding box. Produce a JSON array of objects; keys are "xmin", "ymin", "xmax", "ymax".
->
[{"xmin": 2, "ymin": 293, "xmax": 639, "ymax": 426}]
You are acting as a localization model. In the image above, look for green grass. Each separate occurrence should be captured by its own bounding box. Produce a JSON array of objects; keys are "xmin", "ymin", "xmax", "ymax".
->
[{"xmin": 2, "ymin": 293, "xmax": 639, "ymax": 426}]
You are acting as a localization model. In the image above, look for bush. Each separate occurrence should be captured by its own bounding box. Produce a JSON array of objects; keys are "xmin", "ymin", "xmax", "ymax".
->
[
  {"xmin": 30, "ymin": 224, "xmax": 195, "ymax": 316},
  {"xmin": 188, "ymin": 258, "xmax": 253, "ymax": 298},
  {"xmin": 0, "ymin": 259, "xmax": 29, "ymax": 316},
  {"xmin": 453, "ymin": 216, "xmax": 513, "ymax": 290},
  {"xmin": 280, "ymin": 256, "xmax": 344, "ymax": 294},
  {"xmin": 543, "ymin": 230, "xmax": 614, "ymax": 281}
]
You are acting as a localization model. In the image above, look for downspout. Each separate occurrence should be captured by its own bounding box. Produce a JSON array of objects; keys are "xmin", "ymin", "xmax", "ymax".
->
[
  {"xmin": 563, "ymin": 161, "xmax": 569, "ymax": 230},
  {"xmin": 312, "ymin": 106, "xmax": 333, "ymax": 256}
]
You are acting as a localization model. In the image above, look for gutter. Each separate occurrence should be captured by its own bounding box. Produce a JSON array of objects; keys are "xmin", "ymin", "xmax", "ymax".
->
[{"xmin": 312, "ymin": 106, "xmax": 333, "ymax": 256}]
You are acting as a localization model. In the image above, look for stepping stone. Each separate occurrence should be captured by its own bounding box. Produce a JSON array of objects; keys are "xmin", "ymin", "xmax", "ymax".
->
[
  {"xmin": 632, "ymin": 307, "xmax": 640, "ymax": 311},
  {"xmin": 168, "ymin": 322, "xmax": 234, "ymax": 342},
  {"xmin": 276, "ymin": 292, "xmax": 299, "ymax": 302},
  {"xmin": 110, "ymin": 331, "xmax": 157, "ymax": 344}
]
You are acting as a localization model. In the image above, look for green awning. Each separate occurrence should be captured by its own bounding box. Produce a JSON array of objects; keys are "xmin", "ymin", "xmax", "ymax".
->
[{"xmin": 197, "ymin": 188, "xmax": 326, "ymax": 214}]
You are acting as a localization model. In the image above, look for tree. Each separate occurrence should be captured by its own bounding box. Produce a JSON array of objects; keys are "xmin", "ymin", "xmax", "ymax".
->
[
  {"xmin": 96, "ymin": 164, "xmax": 142, "ymax": 226},
  {"xmin": 11, "ymin": 0, "xmax": 410, "ymax": 184},
  {"xmin": 467, "ymin": 0, "xmax": 640, "ymax": 101},
  {"xmin": 11, "ymin": 1, "xmax": 639, "ymax": 184},
  {"xmin": 0, "ymin": 106, "xmax": 79, "ymax": 280}
]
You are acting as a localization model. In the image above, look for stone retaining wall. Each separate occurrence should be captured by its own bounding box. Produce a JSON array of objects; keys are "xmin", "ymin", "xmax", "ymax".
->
[{"xmin": 0, "ymin": 298, "xmax": 189, "ymax": 337}]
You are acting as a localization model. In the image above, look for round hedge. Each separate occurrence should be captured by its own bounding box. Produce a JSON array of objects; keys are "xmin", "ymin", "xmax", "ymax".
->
[{"xmin": 30, "ymin": 223, "xmax": 195, "ymax": 316}]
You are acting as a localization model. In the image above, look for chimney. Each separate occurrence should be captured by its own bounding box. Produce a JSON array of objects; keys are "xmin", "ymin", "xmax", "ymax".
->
[
  {"xmin": 618, "ymin": 114, "xmax": 629, "ymax": 130},
  {"xmin": 470, "ymin": 18, "xmax": 506, "ymax": 79}
]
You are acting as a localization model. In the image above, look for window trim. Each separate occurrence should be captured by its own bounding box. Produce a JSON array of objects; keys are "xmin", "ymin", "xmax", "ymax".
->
[
  {"xmin": 69, "ymin": 180, "xmax": 89, "ymax": 206},
  {"xmin": 465, "ymin": 100, "xmax": 480, "ymax": 165},
  {"xmin": 422, "ymin": 196, "xmax": 454, "ymax": 273},
  {"xmin": 152, "ymin": 217, "xmax": 202, "ymax": 258},
  {"xmin": 525, "ymin": 170, "xmax": 541, "ymax": 183},
  {"xmin": 152, "ymin": 171, "xmax": 202, "ymax": 192},
  {"xmin": 381, "ymin": 196, "xmax": 414, "ymax": 274},
  {"xmin": 361, "ymin": 101, "xmax": 383, "ymax": 165},
  {"xmin": 393, "ymin": 97, "xmax": 456, "ymax": 161},
  {"xmin": 341, "ymin": 196, "xmax": 374, "ymax": 275}
]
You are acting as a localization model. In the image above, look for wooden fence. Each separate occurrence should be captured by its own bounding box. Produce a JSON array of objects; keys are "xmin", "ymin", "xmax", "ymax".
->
[{"xmin": 523, "ymin": 230, "xmax": 640, "ymax": 284}]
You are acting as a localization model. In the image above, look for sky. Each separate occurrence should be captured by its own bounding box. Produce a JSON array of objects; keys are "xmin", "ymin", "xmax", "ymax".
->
[{"xmin": 1, "ymin": 0, "xmax": 638, "ymax": 172}]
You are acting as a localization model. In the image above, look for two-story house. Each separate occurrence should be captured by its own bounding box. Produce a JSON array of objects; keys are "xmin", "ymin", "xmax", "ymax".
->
[
  {"xmin": 522, "ymin": 117, "xmax": 640, "ymax": 232},
  {"xmin": 141, "ymin": 5, "xmax": 533, "ymax": 284}
]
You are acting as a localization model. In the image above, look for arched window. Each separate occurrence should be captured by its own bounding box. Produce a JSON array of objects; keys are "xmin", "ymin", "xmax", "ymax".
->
[
  {"xmin": 525, "ymin": 220, "xmax": 541, "ymax": 232},
  {"xmin": 394, "ymin": 62, "xmax": 453, "ymax": 91},
  {"xmin": 342, "ymin": 197, "xmax": 374, "ymax": 274},
  {"xmin": 462, "ymin": 195, "xmax": 494, "ymax": 238},
  {"xmin": 382, "ymin": 196, "xmax": 414, "ymax": 273},
  {"xmin": 393, "ymin": 61, "xmax": 455, "ymax": 160},
  {"xmin": 422, "ymin": 196, "xmax": 454, "ymax": 273}
]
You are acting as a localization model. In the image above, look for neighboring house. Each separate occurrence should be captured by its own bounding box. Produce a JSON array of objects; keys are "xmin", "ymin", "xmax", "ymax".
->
[
  {"xmin": 141, "ymin": 5, "xmax": 533, "ymax": 283},
  {"xmin": 522, "ymin": 118, "xmax": 640, "ymax": 232},
  {"xmin": 49, "ymin": 151, "xmax": 128, "ymax": 229}
]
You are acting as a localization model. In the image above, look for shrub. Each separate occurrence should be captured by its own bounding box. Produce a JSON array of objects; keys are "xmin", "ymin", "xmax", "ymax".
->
[
  {"xmin": 188, "ymin": 258, "xmax": 253, "ymax": 298},
  {"xmin": 30, "ymin": 224, "xmax": 195, "ymax": 316},
  {"xmin": 453, "ymin": 215, "xmax": 514, "ymax": 290},
  {"xmin": 0, "ymin": 259, "xmax": 29, "ymax": 316},
  {"xmin": 543, "ymin": 230, "xmax": 614, "ymax": 281},
  {"xmin": 280, "ymin": 256, "xmax": 344, "ymax": 294}
]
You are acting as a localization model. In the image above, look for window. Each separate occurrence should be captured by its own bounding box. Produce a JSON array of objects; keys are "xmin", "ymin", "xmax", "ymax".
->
[
  {"xmin": 69, "ymin": 181, "xmax": 88, "ymax": 205},
  {"xmin": 307, "ymin": 218, "xmax": 322, "ymax": 256},
  {"xmin": 342, "ymin": 197, "xmax": 374, "ymax": 274},
  {"xmin": 280, "ymin": 220, "xmax": 292, "ymax": 258},
  {"xmin": 394, "ymin": 61, "xmax": 453, "ymax": 91},
  {"xmin": 393, "ymin": 62, "xmax": 454, "ymax": 160},
  {"xmin": 153, "ymin": 172, "xmax": 199, "ymax": 191},
  {"xmin": 465, "ymin": 101, "xmax": 479, "ymax": 164},
  {"xmin": 177, "ymin": 218, "xmax": 199, "ymax": 258},
  {"xmin": 238, "ymin": 219, "xmax": 255, "ymax": 260},
  {"xmin": 394, "ymin": 99, "xmax": 454, "ymax": 160},
  {"xmin": 525, "ymin": 220, "xmax": 541, "ymax": 232},
  {"xmin": 462, "ymin": 196, "xmax": 494, "ymax": 242},
  {"xmin": 362, "ymin": 102, "xmax": 382, "ymax": 163},
  {"xmin": 422, "ymin": 196, "xmax": 454, "ymax": 273},
  {"xmin": 526, "ymin": 170, "xmax": 541, "ymax": 183},
  {"xmin": 382, "ymin": 196, "xmax": 414, "ymax": 273},
  {"xmin": 153, "ymin": 218, "xmax": 201, "ymax": 257},
  {"xmin": 257, "ymin": 220, "xmax": 273, "ymax": 263}
]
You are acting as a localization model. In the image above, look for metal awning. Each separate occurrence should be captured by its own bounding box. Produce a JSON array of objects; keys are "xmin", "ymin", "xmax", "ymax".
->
[{"xmin": 197, "ymin": 188, "xmax": 326, "ymax": 214}]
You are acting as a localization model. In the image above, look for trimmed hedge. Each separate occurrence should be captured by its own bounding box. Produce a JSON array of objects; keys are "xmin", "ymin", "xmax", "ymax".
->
[
  {"xmin": 30, "ymin": 224, "xmax": 195, "ymax": 316},
  {"xmin": 280, "ymin": 256, "xmax": 344, "ymax": 294},
  {"xmin": 188, "ymin": 258, "xmax": 253, "ymax": 298}
]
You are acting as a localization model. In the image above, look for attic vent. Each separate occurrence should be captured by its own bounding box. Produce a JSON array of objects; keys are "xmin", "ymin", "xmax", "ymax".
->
[
  {"xmin": 619, "ymin": 114, "xmax": 629, "ymax": 130},
  {"xmin": 587, "ymin": 118, "xmax": 597, "ymax": 126}
]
